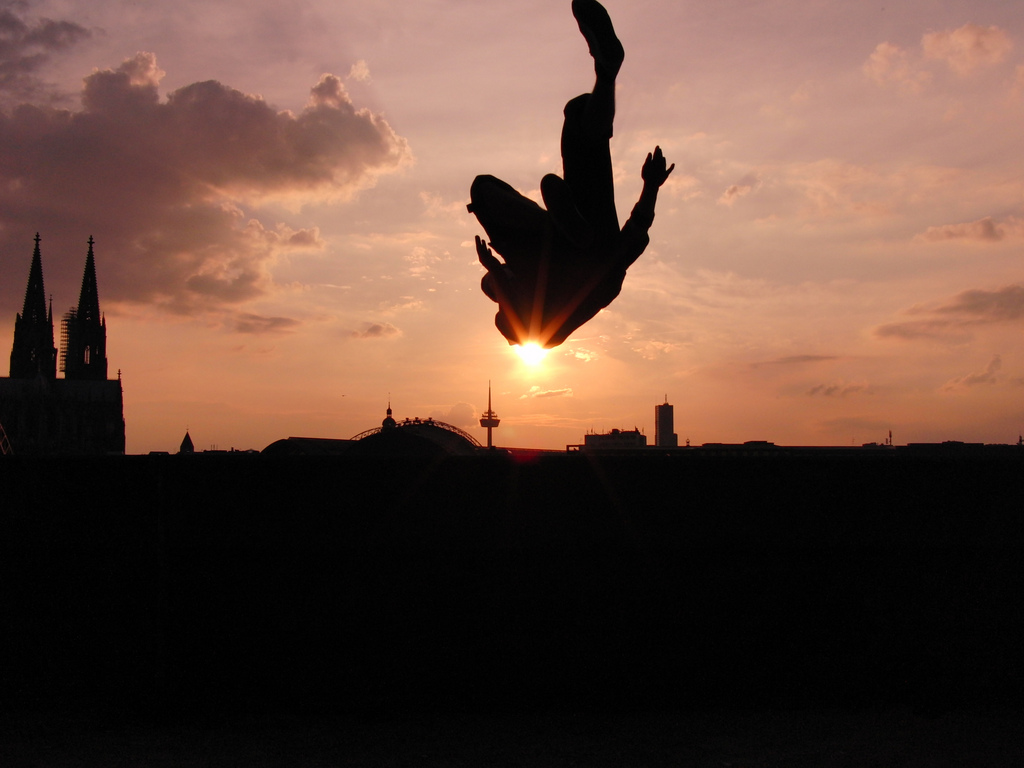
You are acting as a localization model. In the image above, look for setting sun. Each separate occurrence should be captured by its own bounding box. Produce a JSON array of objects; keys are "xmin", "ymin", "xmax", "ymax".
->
[{"xmin": 514, "ymin": 343, "xmax": 549, "ymax": 366}]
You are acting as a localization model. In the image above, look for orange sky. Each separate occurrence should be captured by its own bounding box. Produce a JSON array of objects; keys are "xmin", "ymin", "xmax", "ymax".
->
[{"xmin": 2, "ymin": 0, "xmax": 1023, "ymax": 453}]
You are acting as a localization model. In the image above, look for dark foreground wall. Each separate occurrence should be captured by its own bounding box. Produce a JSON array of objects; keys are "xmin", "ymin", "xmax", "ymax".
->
[{"xmin": 1, "ymin": 451, "xmax": 1021, "ymax": 716}]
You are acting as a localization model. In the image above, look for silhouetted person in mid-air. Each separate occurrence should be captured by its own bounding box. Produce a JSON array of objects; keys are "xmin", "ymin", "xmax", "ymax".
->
[{"xmin": 469, "ymin": 0, "xmax": 674, "ymax": 349}]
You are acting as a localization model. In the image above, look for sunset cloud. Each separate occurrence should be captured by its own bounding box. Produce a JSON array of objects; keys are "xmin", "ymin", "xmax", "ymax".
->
[
  {"xmin": 751, "ymin": 355, "xmax": 838, "ymax": 369},
  {"xmin": 875, "ymin": 285, "xmax": 1024, "ymax": 340},
  {"xmin": 405, "ymin": 246, "xmax": 446, "ymax": 276},
  {"xmin": 0, "ymin": 4, "xmax": 89, "ymax": 106},
  {"xmin": 347, "ymin": 60, "xmax": 371, "ymax": 83},
  {"xmin": 933, "ymin": 286, "xmax": 1024, "ymax": 321},
  {"xmin": 863, "ymin": 42, "xmax": 930, "ymax": 91},
  {"xmin": 915, "ymin": 216, "xmax": 1008, "ymax": 243},
  {"xmin": 0, "ymin": 52, "xmax": 410, "ymax": 320},
  {"xmin": 234, "ymin": 314, "xmax": 301, "ymax": 334},
  {"xmin": 864, "ymin": 24, "xmax": 1011, "ymax": 93},
  {"xmin": 922, "ymin": 24, "xmax": 1012, "ymax": 75},
  {"xmin": 943, "ymin": 355, "xmax": 1002, "ymax": 390},
  {"xmin": 350, "ymin": 321, "xmax": 401, "ymax": 339},
  {"xmin": 807, "ymin": 382, "xmax": 869, "ymax": 397},
  {"xmin": 568, "ymin": 347, "xmax": 598, "ymax": 362},
  {"xmin": 631, "ymin": 340, "xmax": 678, "ymax": 360},
  {"xmin": 521, "ymin": 386, "xmax": 573, "ymax": 400},
  {"xmin": 718, "ymin": 173, "xmax": 760, "ymax": 206}
]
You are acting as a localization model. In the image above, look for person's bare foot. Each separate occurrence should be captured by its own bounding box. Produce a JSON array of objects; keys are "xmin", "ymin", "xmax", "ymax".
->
[{"xmin": 571, "ymin": 0, "xmax": 624, "ymax": 79}]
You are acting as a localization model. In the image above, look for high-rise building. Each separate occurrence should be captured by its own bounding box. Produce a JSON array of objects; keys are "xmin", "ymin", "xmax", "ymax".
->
[
  {"xmin": 0, "ymin": 235, "xmax": 125, "ymax": 455},
  {"xmin": 655, "ymin": 396, "xmax": 678, "ymax": 448}
]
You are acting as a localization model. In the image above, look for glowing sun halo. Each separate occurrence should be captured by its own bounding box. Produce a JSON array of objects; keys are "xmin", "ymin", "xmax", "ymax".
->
[{"xmin": 514, "ymin": 343, "xmax": 549, "ymax": 366}]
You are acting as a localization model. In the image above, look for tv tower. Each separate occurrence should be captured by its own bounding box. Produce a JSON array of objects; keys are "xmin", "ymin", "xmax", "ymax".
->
[{"xmin": 479, "ymin": 381, "xmax": 500, "ymax": 448}]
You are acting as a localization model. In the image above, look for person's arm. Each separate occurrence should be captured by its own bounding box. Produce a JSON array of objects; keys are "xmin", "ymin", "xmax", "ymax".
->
[{"xmin": 620, "ymin": 146, "xmax": 674, "ymax": 266}]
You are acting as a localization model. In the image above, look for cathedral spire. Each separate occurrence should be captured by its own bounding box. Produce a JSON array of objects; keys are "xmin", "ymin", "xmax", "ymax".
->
[
  {"xmin": 23, "ymin": 234, "xmax": 48, "ymax": 327},
  {"xmin": 61, "ymin": 236, "xmax": 108, "ymax": 381},
  {"xmin": 77, "ymin": 236, "xmax": 101, "ymax": 324},
  {"xmin": 9, "ymin": 233, "xmax": 57, "ymax": 379}
]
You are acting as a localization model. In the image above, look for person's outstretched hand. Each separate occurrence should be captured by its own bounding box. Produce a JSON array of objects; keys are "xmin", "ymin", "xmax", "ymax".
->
[{"xmin": 642, "ymin": 145, "xmax": 675, "ymax": 187}]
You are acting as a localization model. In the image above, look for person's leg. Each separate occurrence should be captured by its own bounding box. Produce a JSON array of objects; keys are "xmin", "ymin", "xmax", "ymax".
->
[
  {"xmin": 541, "ymin": 173, "xmax": 593, "ymax": 249},
  {"xmin": 469, "ymin": 175, "xmax": 550, "ymax": 272},
  {"xmin": 560, "ymin": 0, "xmax": 622, "ymax": 238},
  {"xmin": 572, "ymin": 0, "xmax": 623, "ymax": 82},
  {"xmin": 560, "ymin": 95, "xmax": 617, "ymax": 238}
]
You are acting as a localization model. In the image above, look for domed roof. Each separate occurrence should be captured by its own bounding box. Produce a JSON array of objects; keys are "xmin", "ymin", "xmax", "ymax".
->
[{"xmin": 351, "ymin": 416, "xmax": 481, "ymax": 457}]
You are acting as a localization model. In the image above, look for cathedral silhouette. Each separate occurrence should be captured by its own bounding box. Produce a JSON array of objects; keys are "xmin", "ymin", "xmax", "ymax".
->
[{"xmin": 0, "ymin": 235, "xmax": 125, "ymax": 455}]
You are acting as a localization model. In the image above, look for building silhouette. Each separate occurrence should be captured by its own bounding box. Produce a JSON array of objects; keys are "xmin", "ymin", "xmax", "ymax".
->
[
  {"xmin": 580, "ymin": 427, "xmax": 647, "ymax": 450},
  {"xmin": 263, "ymin": 402, "xmax": 483, "ymax": 457},
  {"xmin": 655, "ymin": 396, "xmax": 678, "ymax": 448},
  {"xmin": 0, "ymin": 235, "xmax": 125, "ymax": 455}
]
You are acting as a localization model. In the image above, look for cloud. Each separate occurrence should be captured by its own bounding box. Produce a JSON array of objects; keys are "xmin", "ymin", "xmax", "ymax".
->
[
  {"xmin": 428, "ymin": 402, "xmax": 476, "ymax": 428},
  {"xmin": 922, "ymin": 24, "xmax": 1012, "ymax": 75},
  {"xmin": 915, "ymin": 216, "xmax": 1011, "ymax": 243},
  {"xmin": 718, "ymin": 173, "xmax": 760, "ymax": 206},
  {"xmin": 943, "ymin": 355, "xmax": 1002, "ymax": 390},
  {"xmin": 420, "ymin": 190, "xmax": 469, "ymax": 219},
  {"xmin": 379, "ymin": 296, "xmax": 423, "ymax": 313},
  {"xmin": 875, "ymin": 285, "xmax": 1024, "ymax": 340},
  {"xmin": 865, "ymin": 25, "xmax": 1011, "ymax": 92},
  {"xmin": 934, "ymin": 286, "xmax": 1024, "ymax": 322},
  {"xmin": 347, "ymin": 60, "xmax": 371, "ymax": 82},
  {"xmin": 520, "ymin": 386, "xmax": 573, "ymax": 400},
  {"xmin": 350, "ymin": 321, "xmax": 401, "ymax": 339},
  {"xmin": 275, "ymin": 225, "xmax": 325, "ymax": 250},
  {"xmin": 405, "ymin": 245, "xmax": 446, "ymax": 276},
  {"xmin": 873, "ymin": 316, "xmax": 976, "ymax": 341},
  {"xmin": 631, "ymin": 340, "xmax": 679, "ymax": 360},
  {"xmin": 751, "ymin": 355, "xmax": 838, "ymax": 369},
  {"xmin": 0, "ymin": 52, "xmax": 411, "ymax": 320},
  {"xmin": 807, "ymin": 382, "xmax": 869, "ymax": 397},
  {"xmin": 780, "ymin": 159, "xmax": 926, "ymax": 221},
  {"xmin": 568, "ymin": 347, "xmax": 598, "ymax": 362},
  {"xmin": 863, "ymin": 42, "xmax": 930, "ymax": 91},
  {"xmin": 234, "ymin": 313, "xmax": 301, "ymax": 334},
  {"xmin": 0, "ymin": 4, "xmax": 89, "ymax": 106}
]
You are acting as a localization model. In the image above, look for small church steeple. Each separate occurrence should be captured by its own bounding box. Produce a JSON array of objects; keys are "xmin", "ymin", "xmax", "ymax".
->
[
  {"xmin": 61, "ymin": 236, "xmax": 108, "ymax": 381},
  {"xmin": 9, "ymin": 233, "xmax": 57, "ymax": 379},
  {"xmin": 382, "ymin": 397, "xmax": 397, "ymax": 429}
]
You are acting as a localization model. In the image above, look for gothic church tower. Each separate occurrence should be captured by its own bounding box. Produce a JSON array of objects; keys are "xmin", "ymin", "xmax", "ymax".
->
[
  {"xmin": 61, "ymin": 236, "xmax": 108, "ymax": 381},
  {"xmin": 2, "ymin": 234, "xmax": 124, "ymax": 454},
  {"xmin": 9, "ymin": 233, "xmax": 57, "ymax": 379}
]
